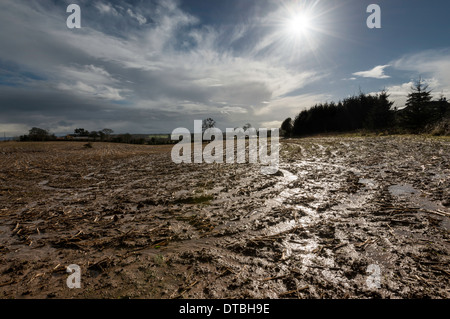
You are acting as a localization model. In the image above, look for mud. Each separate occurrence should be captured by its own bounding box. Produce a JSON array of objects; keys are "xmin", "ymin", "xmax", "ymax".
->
[{"xmin": 0, "ymin": 137, "xmax": 449, "ymax": 299}]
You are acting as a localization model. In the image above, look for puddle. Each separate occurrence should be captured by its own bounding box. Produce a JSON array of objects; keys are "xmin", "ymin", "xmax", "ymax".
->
[
  {"xmin": 388, "ymin": 183, "xmax": 450, "ymax": 230},
  {"xmin": 388, "ymin": 184, "xmax": 419, "ymax": 197}
]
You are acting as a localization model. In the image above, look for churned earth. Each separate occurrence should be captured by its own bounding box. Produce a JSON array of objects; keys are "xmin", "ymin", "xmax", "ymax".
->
[{"xmin": 0, "ymin": 136, "xmax": 449, "ymax": 299}]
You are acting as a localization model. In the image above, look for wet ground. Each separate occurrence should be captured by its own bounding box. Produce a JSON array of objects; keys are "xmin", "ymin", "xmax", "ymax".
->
[{"xmin": 0, "ymin": 136, "xmax": 449, "ymax": 299}]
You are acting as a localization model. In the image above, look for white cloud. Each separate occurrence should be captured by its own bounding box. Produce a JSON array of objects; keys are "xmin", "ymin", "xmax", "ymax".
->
[
  {"xmin": 95, "ymin": 2, "xmax": 119, "ymax": 16},
  {"xmin": 391, "ymin": 49, "xmax": 450, "ymax": 94},
  {"xmin": 57, "ymin": 81, "xmax": 126, "ymax": 101},
  {"xmin": 254, "ymin": 93, "xmax": 331, "ymax": 117},
  {"xmin": 59, "ymin": 65, "xmax": 116, "ymax": 84},
  {"xmin": 353, "ymin": 65, "xmax": 390, "ymax": 79},
  {"xmin": 260, "ymin": 120, "xmax": 283, "ymax": 129},
  {"xmin": 55, "ymin": 65, "xmax": 128, "ymax": 101},
  {"xmin": 126, "ymin": 8, "xmax": 147, "ymax": 25},
  {"xmin": 220, "ymin": 106, "xmax": 248, "ymax": 115}
]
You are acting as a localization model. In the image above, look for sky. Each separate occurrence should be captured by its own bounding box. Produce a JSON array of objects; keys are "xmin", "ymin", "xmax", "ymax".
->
[{"xmin": 0, "ymin": 0, "xmax": 449, "ymax": 136}]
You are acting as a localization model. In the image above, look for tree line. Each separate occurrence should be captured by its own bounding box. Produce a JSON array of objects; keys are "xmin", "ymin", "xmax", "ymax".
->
[
  {"xmin": 281, "ymin": 79, "xmax": 450, "ymax": 137},
  {"xmin": 19, "ymin": 127, "xmax": 174, "ymax": 145},
  {"xmin": 20, "ymin": 128, "xmax": 115, "ymax": 142},
  {"xmin": 19, "ymin": 118, "xmax": 222, "ymax": 143}
]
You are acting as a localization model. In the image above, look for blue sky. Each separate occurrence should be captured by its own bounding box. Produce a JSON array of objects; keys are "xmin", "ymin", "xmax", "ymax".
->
[{"xmin": 0, "ymin": 0, "xmax": 449, "ymax": 135}]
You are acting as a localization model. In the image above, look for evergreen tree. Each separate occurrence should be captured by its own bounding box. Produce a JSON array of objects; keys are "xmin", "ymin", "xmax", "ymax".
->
[
  {"xmin": 365, "ymin": 90, "xmax": 394, "ymax": 130},
  {"xmin": 401, "ymin": 78, "xmax": 433, "ymax": 131},
  {"xmin": 437, "ymin": 94, "xmax": 449, "ymax": 118}
]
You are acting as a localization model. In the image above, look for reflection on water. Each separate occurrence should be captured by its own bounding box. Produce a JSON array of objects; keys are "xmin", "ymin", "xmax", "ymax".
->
[{"xmin": 388, "ymin": 184, "xmax": 419, "ymax": 196}]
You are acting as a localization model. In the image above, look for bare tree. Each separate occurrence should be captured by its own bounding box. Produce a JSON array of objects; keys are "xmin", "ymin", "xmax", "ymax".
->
[
  {"xmin": 202, "ymin": 118, "xmax": 216, "ymax": 132},
  {"xmin": 101, "ymin": 128, "xmax": 114, "ymax": 141}
]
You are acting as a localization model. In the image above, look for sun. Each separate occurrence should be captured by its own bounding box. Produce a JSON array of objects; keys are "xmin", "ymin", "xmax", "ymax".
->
[
  {"xmin": 272, "ymin": 1, "xmax": 340, "ymax": 62},
  {"xmin": 287, "ymin": 13, "xmax": 312, "ymax": 36},
  {"xmin": 286, "ymin": 12, "xmax": 313, "ymax": 36}
]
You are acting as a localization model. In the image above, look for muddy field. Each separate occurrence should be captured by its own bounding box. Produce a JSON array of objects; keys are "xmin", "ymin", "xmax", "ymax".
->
[{"xmin": 0, "ymin": 137, "xmax": 449, "ymax": 299}]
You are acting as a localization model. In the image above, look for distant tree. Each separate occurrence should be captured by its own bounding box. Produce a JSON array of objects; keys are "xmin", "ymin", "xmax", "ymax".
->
[
  {"xmin": 280, "ymin": 118, "xmax": 293, "ymax": 138},
  {"xmin": 289, "ymin": 82, "xmax": 445, "ymax": 137},
  {"xmin": 98, "ymin": 131, "xmax": 106, "ymax": 141},
  {"xmin": 401, "ymin": 78, "xmax": 433, "ymax": 131},
  {"xmin": 122, "ymin": 133, "xmax": 132, "ymax": 143},
  {"xmin": 243, "ymin": 123, "xmax": 252, "ymax": 131},
  {"xmin": 365, "ymin": 90, "xmax": 394, "ymax": 130},
  {"xmin": 292, "ymin": 91, "xmax": 397, "ymax": 136},
  {"xmin": 74, "ymin": 128, "xmax": 89, "ymax": 137},
  {"xmin": 89, "ymin": 131, "xmax": 99, "ymax": 141},
  {"xmin": 437, "ymin": 94, "xmax": 449, "ymax": 118},
  {"xmin": 26, "ymin": 127, "xmax": 53, "ymax": 141},
  {"xmin": 202, "ymin": 118, "xmax": 216, "ymax": 132},
  {"xmin": 101, "ymin": 128, "xmax": 114, "ymax": 141}
]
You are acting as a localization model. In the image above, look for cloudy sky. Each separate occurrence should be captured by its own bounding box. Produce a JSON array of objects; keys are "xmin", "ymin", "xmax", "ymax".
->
[{"xmin": 1, "ymin": 0, "xmax": 449, "ymax": 136}]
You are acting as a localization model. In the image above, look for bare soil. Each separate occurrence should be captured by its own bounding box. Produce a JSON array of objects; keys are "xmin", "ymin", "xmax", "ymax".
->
[{"xmin": 0, "ymin": 137, "xmax": 449, "ymax": 299}]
